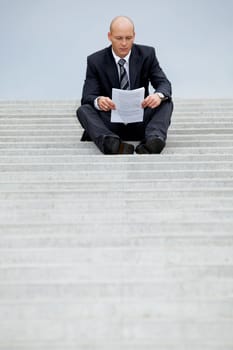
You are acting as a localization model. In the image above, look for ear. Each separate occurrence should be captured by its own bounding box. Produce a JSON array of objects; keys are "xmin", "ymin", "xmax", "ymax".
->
[{"xmin": 107, "ymin": 32, "xmax": 112, "ymax": 42}]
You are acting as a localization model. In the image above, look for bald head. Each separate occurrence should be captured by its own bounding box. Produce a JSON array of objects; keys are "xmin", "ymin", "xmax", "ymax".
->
[
  {"xmin": 108, "ymin": 16, "xmax": 135, "ymax": 58},
  {"xmin": 110, "ymin": 16, "xmax": 135, "ymax": 34}
]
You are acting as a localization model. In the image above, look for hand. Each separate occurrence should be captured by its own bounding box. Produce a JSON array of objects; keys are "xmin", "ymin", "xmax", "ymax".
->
[
  {"xmin": 97, "ymin": 96, "xmax": 116, "ymax": 111},
  {"xmin": 141, "ymin": 93, "xmax": 162, "ymax": 109}
]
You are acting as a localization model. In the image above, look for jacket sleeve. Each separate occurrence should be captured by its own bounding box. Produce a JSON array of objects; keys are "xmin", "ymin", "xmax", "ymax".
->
[
  {"xmin": 81, "ymin": 56, "xmax": 102, "ymax": 106},
  {"xmin": 149, "ymin": 47, "xmax": 172, "ymax": 98}
]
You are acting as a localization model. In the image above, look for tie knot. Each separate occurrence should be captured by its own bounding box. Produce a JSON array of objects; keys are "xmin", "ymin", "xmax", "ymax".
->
[{"xmin": 118, "ymin": 58, "xmax": 126, "ymax": 67}]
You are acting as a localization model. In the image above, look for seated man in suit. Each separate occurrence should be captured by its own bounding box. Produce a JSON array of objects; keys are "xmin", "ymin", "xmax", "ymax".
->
[{"xmin": 76, "ymin": 15, "xmax": 173, "ymax": 154}]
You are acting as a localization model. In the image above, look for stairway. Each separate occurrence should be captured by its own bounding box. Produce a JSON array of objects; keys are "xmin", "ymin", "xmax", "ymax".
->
[{"xmin": 0, "ymin": 99, "xmax": 233, "ymax": 349}]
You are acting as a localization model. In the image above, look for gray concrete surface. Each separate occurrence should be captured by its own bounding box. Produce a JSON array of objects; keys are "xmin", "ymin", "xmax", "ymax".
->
[{"xmin": 0, "ymin": 99, "xmax": 233, "ymax": 349}]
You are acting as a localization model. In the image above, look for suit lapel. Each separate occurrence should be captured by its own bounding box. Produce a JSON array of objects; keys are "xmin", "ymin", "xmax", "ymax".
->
[{"xmin": 105, "ymin": 47, "xmax": 120, "ymax": 88}]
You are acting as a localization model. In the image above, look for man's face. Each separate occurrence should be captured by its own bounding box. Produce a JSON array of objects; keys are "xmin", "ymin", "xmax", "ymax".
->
[{"xmin": 108, "ymin": 22, "xmax": 135, "ymax": 58}]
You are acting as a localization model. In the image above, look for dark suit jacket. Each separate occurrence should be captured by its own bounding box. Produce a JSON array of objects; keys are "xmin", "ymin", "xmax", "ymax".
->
[{"xmin": 81, "ymin": 44, "xmax": 172, "ymax": 106}]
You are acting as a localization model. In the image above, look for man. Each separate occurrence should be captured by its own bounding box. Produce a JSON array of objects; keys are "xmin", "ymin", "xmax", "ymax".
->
[{"xmin": 76, "ymin": 16, "xmax": 173, "ymax": 154}]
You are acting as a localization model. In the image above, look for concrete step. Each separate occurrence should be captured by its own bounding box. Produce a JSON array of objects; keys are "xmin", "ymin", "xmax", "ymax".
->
[
  {"xmin": 1, "ymin": 245, "xmax": 233, "ymax": 265},
  {"xmin": 0, "ymin": 161, "xmax": 233, "ymax": 172},
  {"xmin": 1, "ymin": 147, "xmax": 233, "ymax": 156},
  {"xmin": 0, "ymin": 170, "xmax": 232, "ymax": 182},
  {"xmin": 1, "ymin": 183, "xmax": 233, "ymax": 193},
  {"xmin": 1, "ymin": 197, "xmax": 233, "ymax": 211},
  {"xmin": 1, "ymin": 132, "xmax": 233, "ymax": 139},
  {"xmin": 1, "ymin": 230, "xmax": 233, "ymax": 248},
  {"xmin": 1, "ymin": 181, "xmax": 233, "ymax": 203},
  {"xmin": 0, "ymin": 320, "xmax": 232, "ymax": 349},
  {"xmin": 0, "ymin": 345, "xmax": 231, "ymax": 350},
  {"xmin": 1, "ymin": 154, "xmax": 233, "ymax": 162},
  {"xmin": 0, "ymin": 204, "xmax": 232, "ymax": 224},
  {"xmin": 1, "ymin": 142, "xmax": 233, "ymax": 152}
]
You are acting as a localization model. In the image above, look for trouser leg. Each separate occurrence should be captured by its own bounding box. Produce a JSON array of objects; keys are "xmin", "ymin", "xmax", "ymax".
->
[
  {"xmin": 76, "ymin": 104, "xmax": 122, "ymax": 153},
  {"xmin": 77, "ymin": 104, "xmax": 114, "ymax": 139},
  {"xmin": 143, "ymin": 100, "xmax": 173, "ymax": 141}
]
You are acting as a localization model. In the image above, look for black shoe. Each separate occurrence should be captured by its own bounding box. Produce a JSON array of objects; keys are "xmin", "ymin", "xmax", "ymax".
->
[
  {"xmin": 136, "ymin": 137, "xmax": 165, "ymax": 154},
  {"xmin": 103, "ymin": 136, "xmax": 134, "ymax": 154}
]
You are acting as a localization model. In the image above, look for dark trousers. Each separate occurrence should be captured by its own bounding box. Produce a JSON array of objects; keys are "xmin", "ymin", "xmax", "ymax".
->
[{"xmin": 76, "ymin": 100, "xmax": 173, "ymax": 153}]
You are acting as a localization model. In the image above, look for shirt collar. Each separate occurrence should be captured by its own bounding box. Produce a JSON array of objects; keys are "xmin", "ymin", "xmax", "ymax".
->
[{"xmin": 111, "ymin": 48, "xmax": 131, "ymax": 65}]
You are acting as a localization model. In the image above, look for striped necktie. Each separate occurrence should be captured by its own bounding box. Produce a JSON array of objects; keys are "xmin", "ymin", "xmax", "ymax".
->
[{"xmin": 118, "ymin": 58, "xmax": 129, "ymax": 90}]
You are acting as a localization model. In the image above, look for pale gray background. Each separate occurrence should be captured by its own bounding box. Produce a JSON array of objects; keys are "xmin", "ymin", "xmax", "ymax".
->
[{"xmin": 0, "ymin": 0, "xmax": 232, "ymax": 100}]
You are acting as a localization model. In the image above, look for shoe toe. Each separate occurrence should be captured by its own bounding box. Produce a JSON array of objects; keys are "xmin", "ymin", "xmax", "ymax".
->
[
  {"xmin": 136, "ymin": 137, "xmax": 165, "ymax": 154},
  {"xmin": 135, "ymin": 144, "xmax": 150, "ymax": 154},
  {"xmin": 146, "ymin": 138, "xmax": 165, "ymax": 154}
]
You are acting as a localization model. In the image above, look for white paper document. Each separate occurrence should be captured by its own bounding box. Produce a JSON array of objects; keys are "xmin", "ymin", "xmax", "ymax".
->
[{"xmin": 111, "ymin": 87, "xmax": 145, "ymax": 123}]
